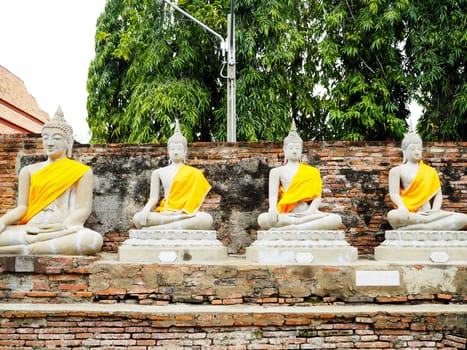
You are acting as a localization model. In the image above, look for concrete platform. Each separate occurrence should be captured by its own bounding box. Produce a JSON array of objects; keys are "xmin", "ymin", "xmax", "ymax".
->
[
  {"xmin": 118, "ymin": 229, "xmax": 228, "ymax": 263},
  {"xmin": 1, "ymin": 301, "xmax": 466, "ymax": 316},
  {"xmin": 375, "ymin": 230, "xmax": 467, "ymax": 263},
  {"xmin": 1, "ymin": 253, "xmax": 466, "ymax": 305},
  {"xmin": 246, "ymin": 230, "xmax": 358, "ymax": 263}
]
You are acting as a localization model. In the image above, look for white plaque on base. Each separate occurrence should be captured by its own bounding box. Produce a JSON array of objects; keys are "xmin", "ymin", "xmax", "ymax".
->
[{"xmin": 355, "ymin": 270, "xmax": 400, "ymax": 286}]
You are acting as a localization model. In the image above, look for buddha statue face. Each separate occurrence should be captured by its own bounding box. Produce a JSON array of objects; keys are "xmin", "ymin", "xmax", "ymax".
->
[
  {"xmin": 284, "ymin": 142, "xmax": 302, "ymax": 162},
  {"xmin": 41, "ymin": 106, "xmax": 74, "ymax": 158},
  {"xmin": 404, "ymin": 142, "xmax": 422, "ymax": 163},
  {"xmin": 401, "ymin": 133, "xmax": 423, "ymax": 163},
  {"xmin": 283, "ymin": 120, "xmax": 303, "ymax": 162},
  {"xmin": 42, "ymin": 127, "xmax": 70, "ymax": 160},
  {"xmin": 168, "ymin": 142, "xmax": 186, "ymax": 163},
  {"xmin": 167, "ymin": 118, "xmax": 187, "ymax": 163}
]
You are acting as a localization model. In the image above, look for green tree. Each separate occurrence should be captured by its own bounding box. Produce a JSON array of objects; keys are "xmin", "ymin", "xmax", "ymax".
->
[
  {"xmin": 87, "ymin": 0, "xmax": 465, "ymax": 143},
  {"xmin": 223, "ymin": 0, "xmax": 329, "ymax": 141},
  {"xmin": 87, "ymin": 0, "xmax": 225, "ymax": 143},
  {"xmin": 317, "ymin": 0, "xmax": 409, "ymax": 141},
  {"xmin": 88, "ymin": 0, "xmax": 330, "ymax": 143},
  {"xmin": 405, "ymin": 0, "xmax": 466, "ymax": 141}
]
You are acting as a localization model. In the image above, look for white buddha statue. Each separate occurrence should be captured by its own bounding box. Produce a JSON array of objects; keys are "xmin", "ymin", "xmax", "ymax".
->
[
  {"xmin": 0, "ymin": 106, "xmax": 103, "ymax": 255},
  {"xmin": 132, "ymin": 119, "xmax": 213, "ymax": 230},
  {"xmin": 257, "ymin": 121, "xmax": 342, "ymax": 231},
  {"xmin": 387, "ymin": 132, "xmax": 467, "ymax": 230}
]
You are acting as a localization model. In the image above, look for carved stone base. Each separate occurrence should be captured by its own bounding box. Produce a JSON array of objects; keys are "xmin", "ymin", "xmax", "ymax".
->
[
  {"xmin": 118, "ymin": 229, "xmax": 228, "ymax": 263},
  {"xmin": 375, "ymin": 230, "xmax": 467, "ymax": 262},
  {"xmin": 245, "ymin": 230, "xmax": 358, "ymax": 264}
]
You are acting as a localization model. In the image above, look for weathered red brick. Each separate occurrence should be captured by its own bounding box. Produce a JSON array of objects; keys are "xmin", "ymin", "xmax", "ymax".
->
[
  {"xmin": 355, "ymin": 341, "xmax": 391, "ymax": 348},
  {"xmin": 25, "ymin": 291, "xmax": 57, "ymax": 298},
  {"xmin": 445, "ymin": 335, "xmax": 467, "ymax": 345},
  {"xmin": 376, "ymin": 296, "xmax": 408, "ymax": 303},
  {"xmin": 442, "ymin": 339, "xmax": 467, "ymax": 348},
  {"xmin": 284, "ymin": 318, "xmax": 310, "ymax": 326},
  {"xmin": 436, "ymin": 293, "xmax": 453, "ymax": 301},
  {"xmin": 96, "ymin": 288, "xmax": 127, "ymax": 296}
]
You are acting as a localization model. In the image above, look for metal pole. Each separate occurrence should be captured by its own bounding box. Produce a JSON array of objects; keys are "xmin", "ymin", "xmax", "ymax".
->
[
  {"xmin": 161, "ymin": 0, "xmax": 235, "ymax": 141},
  {"xmin": 161, "ymin": 0, "xmax": 226, "ymax": 56},
  {"xmin": 226, "ymin": 13, "xmax": 236, "ymax": 142}
]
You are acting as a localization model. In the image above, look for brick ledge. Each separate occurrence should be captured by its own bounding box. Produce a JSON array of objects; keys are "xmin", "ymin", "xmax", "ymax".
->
[{"xmin": 1, "ymin": 302, "xmax": 465, "ymax": 316}]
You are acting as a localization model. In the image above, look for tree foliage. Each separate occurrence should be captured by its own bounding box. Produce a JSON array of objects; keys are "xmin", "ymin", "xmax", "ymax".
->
[
  {"xmin": 227, "ymin": 0, "xmax": 331, "ymax": 141},
  {"xmin": 87, "ymin": 0, "xmax": 224, "ymax": 143},
  {"xmin": 405, "ymin": 0, "xmax": 466, "ymax": 141},
  {"xmin": 87, "ymin": 0, "xmax": 466, "ymax": 143},
  {"xmin": 318, "ymin": 0, "xmax": 409, "ymax": 140}
]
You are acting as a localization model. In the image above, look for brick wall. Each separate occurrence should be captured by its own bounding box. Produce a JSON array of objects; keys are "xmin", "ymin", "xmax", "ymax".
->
[
  {"xmin": 0, "ymin": 304, "xmax": 465, "ymax": 349},
  {"xmin": 1, "ymin": 134, "xmax": 466, "ymax": 348},
  {"xmin": 1, "ymin": 255, "xmax": 466, "ymax": 306},
  {"xmin": 1, "ymin": 134, "xmax": 466, "ymax": 255}
]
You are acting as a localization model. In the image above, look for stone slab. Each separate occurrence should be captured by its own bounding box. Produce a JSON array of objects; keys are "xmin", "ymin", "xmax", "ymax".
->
[
  {"xmin": 119, "ymin": 229, "xmax": 228, "ymax": 263},
  {"xmin": 1, "ymin": 302, "xmax": 466, "ymax": 316},
  {"xmin": 246, "ymin": 230, "xmax": 358, "ymax": 263},
  {"xmin": 375, "ymin": 230, "xmax": 467, "ymax": 262},
  {"xmin": 256, "ymin": 230, "xmax": 346, "ymax": 241},
  {"xmin": 374, "ymin": 246, "xmax": 467, "ymax": 262},
  {"xmin": 381, "ymin": 230, "xmax": 467, "ymax": 246},
  {"xmin": 118, "ymin": 245, "xmax": 228, "ymax": 263},
  {"xmin": 245, "ymin": 246, "xmax": 358, "ymax": 264},
  {"xmin": 126, "ymin": 229, "xmax": 220, "ymax": 241}
]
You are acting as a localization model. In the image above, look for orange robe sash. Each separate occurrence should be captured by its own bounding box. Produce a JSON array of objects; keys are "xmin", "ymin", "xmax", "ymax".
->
[
  {"xmin": 155, "ymin": 164, "xmax": 211, "ymax": 215},
  {"xmin": 20, "ymin": 158, "xmax": 91, "ymax": 224},
  {"xmin": 400, "ymin": 161, "xmax": 441, "ymax": 212},
  {"xmin": 277, "ymin": 163, "xmax": 322, "ymax": 213}
]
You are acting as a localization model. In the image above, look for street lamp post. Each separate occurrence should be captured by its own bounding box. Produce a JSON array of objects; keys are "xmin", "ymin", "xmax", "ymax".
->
[
  {"xmin": 160, "ymin": 0, "xmax": 236, "ymax": 142},
  {"xmin": 226, "ymin": 13, "xmax": 236, "ymax": 143}
]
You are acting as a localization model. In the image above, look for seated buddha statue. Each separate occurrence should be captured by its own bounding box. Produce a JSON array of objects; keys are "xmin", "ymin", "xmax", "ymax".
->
[
  {"xmin": 132, "ymin": 120, "xmax": 213, "ymax": 230},
  {"xmin": 257, "ymin": 121, "xmax": 342, "ymax": 231},
  {"xmin": 387, "ymin": 132, "xmax": 467, "ymax": 230},
  {"xmin": 0, "ymin": 106, "xmax": 103, "ymax": 255}
]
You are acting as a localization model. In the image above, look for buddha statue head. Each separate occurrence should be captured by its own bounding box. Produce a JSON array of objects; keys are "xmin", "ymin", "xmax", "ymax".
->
[
  {"xmin": 401, "ymin": 132, "xmax": 423, "ymax": 163},
  {"xmin": 42, "ymin": 106, "xmax": 74, "ymax": 157},
  {"xmin": 167, "ymin": 118, "xmax": 188, "ymax": 162},
  {"xmin": 283, "ymin": 119, "xmax": 303, "ymax": 162},
  {"xmin": 283, "ymin": 119, "xmax": 303, "ymax": 148},
  {"xmin": 168, "ymin": 118, "xmax": 187, "ymax": 149}
]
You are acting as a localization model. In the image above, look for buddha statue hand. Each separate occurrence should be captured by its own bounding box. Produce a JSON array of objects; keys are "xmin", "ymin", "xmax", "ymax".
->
[
  {"xmin": 395, "ymin": 207, "xmax": 411, "ymax": 223},
  {"xmin": 419, "ymin": 209, "xmax": 439, "ymax": 216},
  {"xmin": 25, "ymin": 225, "xmax": 81, "ymax": 245},
  {"xmin": 294, "ymin": 210, "xmax": 327, "ymax": 220},
  {"xmin": 134, "ymin": 210, "xmax": 150, "ymax": 228},
  {"xmin": 25, "ymin": 233, "xmax": 40, "ymax": 244},
  {"xmin": 27, "ymin": 223, "xmax": 66, "ymax": 234},
  {"xmin": 268, "ymin": 208, "xmax": 279, "ymax": 225}
]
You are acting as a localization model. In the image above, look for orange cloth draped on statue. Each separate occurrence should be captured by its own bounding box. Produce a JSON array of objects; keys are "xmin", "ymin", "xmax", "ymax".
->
[
  {"xmin": 155, "ymin": 164, "xmax": 211, "ymax": 215},
  {"xmin": 277, "ymin": 163, "xmax": 322, "ymax": 213},
  {"xmin": 20, "ymin": 158, "xmax": 91, "ymax": 224},
  {"xmin": 400, "ymin": 161, "xmax": 441, "ymax": 212}
]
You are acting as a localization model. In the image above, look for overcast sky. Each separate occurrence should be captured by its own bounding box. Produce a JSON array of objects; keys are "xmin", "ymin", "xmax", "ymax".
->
[{"xmin": 0, "ymin": 0, "xmax": 106, "ymax": 143}]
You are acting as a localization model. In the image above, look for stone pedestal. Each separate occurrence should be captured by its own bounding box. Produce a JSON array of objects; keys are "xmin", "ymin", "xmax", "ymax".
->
[
  {"xmin": 246, "ymin": 230, "xmax": 358, "ymax": 264},
  {"xmin": 375, "ymin": 230, "xmax": 467, "ymax": 262},
  {"xmin": 118, "ymin": 229, "xmax": 228, "ymax": 263}
]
